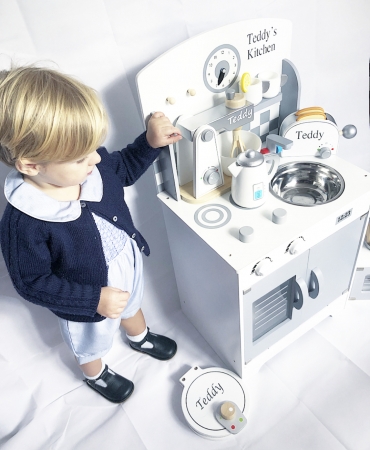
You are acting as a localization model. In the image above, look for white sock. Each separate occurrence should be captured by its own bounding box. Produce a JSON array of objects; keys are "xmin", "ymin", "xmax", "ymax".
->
[
  {"xmin": 83, "ymin": 362, "xmax": 105, "ymax": 380},
  {"xmin": 126, "ymin": 328, "xmax": 148, "ymax": 343}
]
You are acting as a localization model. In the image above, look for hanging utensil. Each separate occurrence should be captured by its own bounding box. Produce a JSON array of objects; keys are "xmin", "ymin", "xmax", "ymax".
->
[
  {"xmin": 225, "ymin": 89, "xmax": 247, "ymax": 159},
  {"xmin": 230, "ymin": 126, "xmax": 246, "ymax": 158}
]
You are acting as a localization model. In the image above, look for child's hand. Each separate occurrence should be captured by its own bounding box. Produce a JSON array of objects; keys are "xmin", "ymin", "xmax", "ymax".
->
[
  {"xmin": 97, "ymin": 286, "xmax": 130, "ymax": 319},
  {"xmin": 146, "ymin": 112, "xmax": 182, "ymax": 148}
]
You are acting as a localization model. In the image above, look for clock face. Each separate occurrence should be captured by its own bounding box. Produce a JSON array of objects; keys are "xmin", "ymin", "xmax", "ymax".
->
[{"xmin": 203, "ymin": 44, "xmax": 241, "ymax": 93}]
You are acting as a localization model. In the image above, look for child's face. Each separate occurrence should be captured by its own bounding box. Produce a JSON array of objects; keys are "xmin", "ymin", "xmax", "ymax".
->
[{"xmin": 36, "ymin": 150, "xmax": 101, "ymax": 188}]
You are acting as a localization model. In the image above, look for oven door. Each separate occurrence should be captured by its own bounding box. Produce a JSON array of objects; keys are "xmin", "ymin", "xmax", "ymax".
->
[
  {"xmin": 243, "ymin": 214, "xmax": 367, "ymax": 364},
  {"xmin": 243, "ymin": 250, "xmax": 309, "ymax": 362},
  {"xmin": 304, "ymin": 214, "xmax": 366, "ymax": 315}
]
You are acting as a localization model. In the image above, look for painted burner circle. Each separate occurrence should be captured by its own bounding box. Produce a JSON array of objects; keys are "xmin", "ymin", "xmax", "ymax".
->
[{"xmin": 194, "ymin": 204, "xmax": 232, "ymax": 229}]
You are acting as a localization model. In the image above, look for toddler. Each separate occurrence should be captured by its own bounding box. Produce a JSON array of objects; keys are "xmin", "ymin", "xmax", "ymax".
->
[{"xmin": 0, "ymin": 66, "xmax": 182, "ymax": 403}]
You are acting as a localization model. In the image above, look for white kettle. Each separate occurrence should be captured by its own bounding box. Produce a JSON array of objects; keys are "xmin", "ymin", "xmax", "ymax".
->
[{"xmin": 228, "ymin": 149, "xmax": 279, "ymax": 208}]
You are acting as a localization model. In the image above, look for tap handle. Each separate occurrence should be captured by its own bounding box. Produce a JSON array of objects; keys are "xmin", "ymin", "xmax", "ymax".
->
[{"xmin": 266, "ymin": 134, "xmax": 293, "ymax": 153}]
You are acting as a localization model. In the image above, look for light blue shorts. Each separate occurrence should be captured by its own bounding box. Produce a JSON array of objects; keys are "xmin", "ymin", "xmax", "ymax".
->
[{"xmin": 58, "ymin": 238, "xmax": 144, "ymax": 365}]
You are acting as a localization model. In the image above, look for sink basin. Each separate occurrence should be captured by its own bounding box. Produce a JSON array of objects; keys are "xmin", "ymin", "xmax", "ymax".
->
[{"xmin": 270, "ymin": 162, "xmax": 345, "ymax": 206}]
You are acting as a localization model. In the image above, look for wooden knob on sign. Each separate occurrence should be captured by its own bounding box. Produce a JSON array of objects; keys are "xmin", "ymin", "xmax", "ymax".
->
[
  {"xmin": 220, "ymin": 401, "xmax": 236, "ymax": 420},
  {"xmin": 187, "ymin": 89, "xmax": 196, "ymax": 96},
  {"xmin": 166, "ymin": 97, "xmax": 176, "ymax": 105}
]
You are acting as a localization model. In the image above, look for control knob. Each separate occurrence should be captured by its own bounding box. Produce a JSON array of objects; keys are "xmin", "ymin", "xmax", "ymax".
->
[
  {"xmin": 317, "ymin": 147, "xmax": 331, "ymax": 159},
  {"xmin": 203, "ymin": 168, "xmax": 221, "ymax": 185},
  {"xmin": 288, "ymin": 237, "xmax": 306, "ymax": 255},
  {"xmin": 239, "ymin": 226, "xmax": 254, "ymax": 243},
  {"xmin": 272, "ymin": 208, "xmax": 287, "ymax": 224},
  {"xmin": 216, "ymin": 400, "xmax": 247, "ymax": 434},
  {"xmin": 220, "ymin": 401, "xmax": 236, "ymax": 420},
  {"xmin": 201, "ymin": 129, "xmax": 214, "ymax": 142},
  {"xmin": 254, "ymin": 258, "xmax": 273, "ymax": 276}
]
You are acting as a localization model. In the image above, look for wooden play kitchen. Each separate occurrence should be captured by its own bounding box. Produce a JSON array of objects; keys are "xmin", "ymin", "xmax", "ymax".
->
[{"xmin": 136, "ymin": 18, "xmax": 370, "ymax": 438}]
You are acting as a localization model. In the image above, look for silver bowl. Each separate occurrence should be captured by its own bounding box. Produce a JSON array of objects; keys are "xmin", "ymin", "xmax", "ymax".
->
[{"xmin": 270, "ymin": 162, "xmax": 345, "ymax": 206}]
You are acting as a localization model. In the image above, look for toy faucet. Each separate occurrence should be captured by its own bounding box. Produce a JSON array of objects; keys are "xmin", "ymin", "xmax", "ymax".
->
[{"xmin": 266, "ymin": 134, "xmax": 293, "ymax": 154}]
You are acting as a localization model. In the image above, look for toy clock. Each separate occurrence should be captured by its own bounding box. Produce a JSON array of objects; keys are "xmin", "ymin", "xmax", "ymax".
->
[{"xmin": 203, "ymin": 44, "xmax": 241, "ymax": 92}]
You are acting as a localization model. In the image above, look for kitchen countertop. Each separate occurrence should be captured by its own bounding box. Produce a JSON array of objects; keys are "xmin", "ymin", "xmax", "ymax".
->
[{"xmin": 159, "ymin": 155, "xmax": 370, "ymax": 273}]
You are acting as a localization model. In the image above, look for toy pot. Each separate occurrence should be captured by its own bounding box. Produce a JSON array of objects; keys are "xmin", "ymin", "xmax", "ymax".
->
[{"xmin": 228, "ymin": 150, "xmax": 279, "ymax": 208}]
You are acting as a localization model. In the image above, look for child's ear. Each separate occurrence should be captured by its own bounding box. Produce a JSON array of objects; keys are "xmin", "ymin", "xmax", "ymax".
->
[{"xmin": 15, "ymin": 159, "xmax": 41, "ymax": 176}]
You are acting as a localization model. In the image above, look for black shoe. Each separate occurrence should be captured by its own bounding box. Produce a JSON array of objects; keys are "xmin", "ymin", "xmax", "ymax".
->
[
  {"xmin": 84, "ymin": 365, "xmax": 134, "ymax": 403},
  {"xmin": 129, "ymin": 328, "xmax": 177, "ymax": 361}
]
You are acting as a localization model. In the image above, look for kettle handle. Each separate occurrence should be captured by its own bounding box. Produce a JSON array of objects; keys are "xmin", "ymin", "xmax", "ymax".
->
[
  {"xmin": 266, "ymin": 158, "xmax": 275, "ymax": 176},
  {"xmin": 264, "ymin": 154, "xmax": 280, "ymax": 180}
]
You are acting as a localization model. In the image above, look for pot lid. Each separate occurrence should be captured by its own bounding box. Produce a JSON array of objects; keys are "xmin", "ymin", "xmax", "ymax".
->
[
  {"xmin": 179, "ymin": 366, "xmax": 248, "ymax": 439},
  {"xmin": 236, "ymin": 149, "xmax": 263, "ymax": 167}
]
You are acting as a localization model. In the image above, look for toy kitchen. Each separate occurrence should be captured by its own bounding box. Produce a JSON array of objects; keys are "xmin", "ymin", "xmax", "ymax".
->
[{"xmin": 136, "ymin": 18, "xmax": 370, "ymax": 435}]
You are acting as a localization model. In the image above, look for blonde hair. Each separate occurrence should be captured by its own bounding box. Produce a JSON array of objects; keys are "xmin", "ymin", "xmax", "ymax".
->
[{"xmin": 0, "ymin": 65, "xmax": 108, "ymax": 166}]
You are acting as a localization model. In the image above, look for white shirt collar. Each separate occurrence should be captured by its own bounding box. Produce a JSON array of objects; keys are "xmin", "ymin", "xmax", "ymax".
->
[{"xmin": 4, "ymin": 166, "xmax": 103, "ymax": 222}]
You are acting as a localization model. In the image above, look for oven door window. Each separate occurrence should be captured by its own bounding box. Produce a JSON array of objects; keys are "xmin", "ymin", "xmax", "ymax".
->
[{"xmin": 253, "ymin": 278, "xmax": 295, "ymax": 341}]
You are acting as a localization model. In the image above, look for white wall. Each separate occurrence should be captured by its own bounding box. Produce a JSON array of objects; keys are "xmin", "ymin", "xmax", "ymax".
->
[{"xmin": 0, "ymin": 0, "xmax": 369, "ymax": 323}]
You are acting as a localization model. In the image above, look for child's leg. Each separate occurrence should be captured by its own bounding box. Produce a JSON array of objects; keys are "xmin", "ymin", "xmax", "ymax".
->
[
  {"xmin": 82, "ymin": 359, "xmax": 134, "ymax": 403},
  {"xmin": 121, "ymin": 309, "xmax": 177, "ymax": 360},
  {"xmin": 118, "ymin": 241, "xmax": 177, "ymax": 360},
  {"xmin": 80, "ymin": 358, "xmax": 103, "ymax": 378},
  {"xmin": 120, "ymin": 308, "xmax": 146, "ymax": 336},
  {"xmin": 58, "ymin": 318, "xmax": 134, "ymax": 403}
]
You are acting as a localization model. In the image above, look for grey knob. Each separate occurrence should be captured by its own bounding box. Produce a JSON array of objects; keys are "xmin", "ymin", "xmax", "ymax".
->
[
  {"xmin": 239, "ymin": 226, "xmax": 254, "ymax": 243},
  {"xmin": 201, "ymin": 129, "xmax": 214, "ymax": 142},
  {"xmin": 272, "ymin": 208, "xmax": 287, "ymax": 224},
  {"xmin": 318, "ymin": 147, "xmax": 331, "ymax": 159},
  {"xmin": 204, "ymin": 168, "xmax": 220, "ymax": 185},
  {"xmin": 226, "ymin": 88, "xmax": 236, "ymax": 100},
  {"xmin": 342, "ymin": 124, "xmax": 357, "ymax": 139}
]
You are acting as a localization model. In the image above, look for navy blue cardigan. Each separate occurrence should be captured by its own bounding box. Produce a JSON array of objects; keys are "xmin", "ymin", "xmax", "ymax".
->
[{"xmin": 0, "ymin": 132, "xmax": 162, "ymax": 322}]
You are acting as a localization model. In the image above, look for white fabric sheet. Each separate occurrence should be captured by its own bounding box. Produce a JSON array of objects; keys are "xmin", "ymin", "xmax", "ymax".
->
[{"xmin": 2, "ymin": 263, "xmax": 370, "ymax": 449}]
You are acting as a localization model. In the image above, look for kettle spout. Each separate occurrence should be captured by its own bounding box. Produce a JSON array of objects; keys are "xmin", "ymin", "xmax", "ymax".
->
[{"xmin": 228, "ymin": 162, "xmax": 243, "ymax": 178}]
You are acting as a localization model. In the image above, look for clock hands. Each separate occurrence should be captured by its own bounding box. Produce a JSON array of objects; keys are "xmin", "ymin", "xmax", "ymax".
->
[{"xmin": 217, "ymin": 68, "xmax": 226, "ymax": 86}]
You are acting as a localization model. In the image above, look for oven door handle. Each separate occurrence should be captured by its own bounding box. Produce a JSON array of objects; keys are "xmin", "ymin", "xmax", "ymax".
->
[
  {"xmin": 293, "ymin": 277, "xmax": 308, "ymax": 310},
  {"xmin": 308, "ymin": 267, "xmax": 324, "ymax": 299}
]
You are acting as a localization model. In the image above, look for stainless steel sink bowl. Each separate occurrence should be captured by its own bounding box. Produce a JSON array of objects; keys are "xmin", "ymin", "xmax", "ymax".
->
[{"xmin": 270, "ymin": 162, "xmax": 345, "ymax": 206}]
